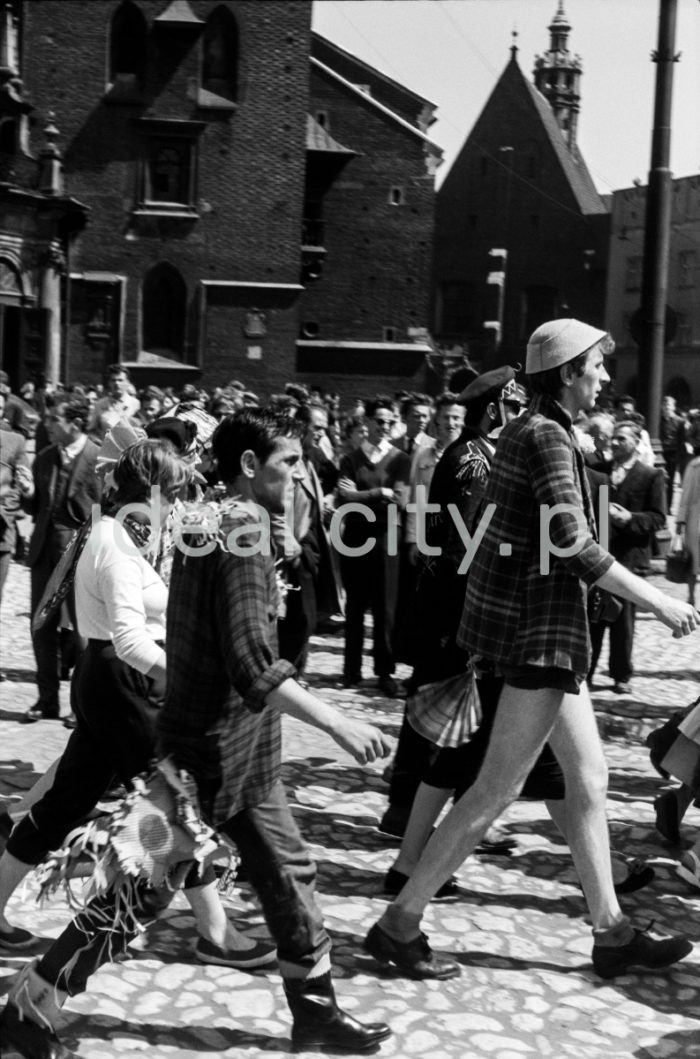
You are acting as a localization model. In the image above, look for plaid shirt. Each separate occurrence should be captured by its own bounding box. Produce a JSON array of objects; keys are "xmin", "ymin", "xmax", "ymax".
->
[
  {"xmin": 458, "ymin": 394, "xmax": 614, "ymax": 680},
  {"xmin": 157, "ymin": 508, "xmax": 296, "ymax": 825}
]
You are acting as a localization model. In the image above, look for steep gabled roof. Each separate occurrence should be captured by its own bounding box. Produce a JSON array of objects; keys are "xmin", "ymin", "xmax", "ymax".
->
[
  {"xmin": 522, "ymin": 74, "xmax": 606, "ymax": 215},
  {"xmin": 310, "ymin": 56, "xmax": 442, "ymax": 163},
  {"xmin": 446, "ymin": 54, "xmax": 606, "ymax": 217},
  {"xmin": 311, "ymin": 32, "xmax": 437, "ymax": 128}
]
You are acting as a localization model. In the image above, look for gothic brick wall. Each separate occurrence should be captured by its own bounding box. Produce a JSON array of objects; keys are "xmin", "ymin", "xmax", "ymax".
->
[{"xmin": 21, "ymin": 0, "xmax": 311, "ymax": 392}]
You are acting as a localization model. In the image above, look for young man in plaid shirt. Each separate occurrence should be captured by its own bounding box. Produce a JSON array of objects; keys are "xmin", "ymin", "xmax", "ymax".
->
[{"xmin": 365, "ymin": 318, "xmax": 699, "ymax": 982}]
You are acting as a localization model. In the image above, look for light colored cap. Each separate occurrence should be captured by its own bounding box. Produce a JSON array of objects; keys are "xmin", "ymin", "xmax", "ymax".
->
[{"xmin": 525, "ymin": 318, "xmax": 608, "ymax": 375}]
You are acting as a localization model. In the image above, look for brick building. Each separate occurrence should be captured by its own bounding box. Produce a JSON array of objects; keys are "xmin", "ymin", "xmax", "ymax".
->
[
  {"xmin": 0, "ymin": 2, "xmax": 442, "ymax": 401},
  {"xmin": 432, "ymin": 2, "xmax": 609, "ymax": 370},
  {"xmin": 297, "ymin": 33, "xmax": 442, "ymax": 398},
  {"xmin": 605, "ymin": 175, "xmax": 700, "ymax": 408}
]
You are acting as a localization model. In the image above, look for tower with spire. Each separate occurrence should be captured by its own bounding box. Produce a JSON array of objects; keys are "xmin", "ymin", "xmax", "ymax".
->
[{"xmin": 533, "ymin": 1, "xmax": 582, "ymax": 150}]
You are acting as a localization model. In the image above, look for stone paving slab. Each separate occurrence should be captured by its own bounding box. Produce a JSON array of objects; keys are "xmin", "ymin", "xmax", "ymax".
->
[{"xmin": 1, "ymin": 560, "xmax": 700, "ymax": 1059}]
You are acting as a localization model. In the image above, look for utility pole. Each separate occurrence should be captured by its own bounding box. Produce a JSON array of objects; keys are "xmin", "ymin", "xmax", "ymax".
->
[{"xmin": 636, "ymin": 0, "xmax": 679, "ymax": 440}]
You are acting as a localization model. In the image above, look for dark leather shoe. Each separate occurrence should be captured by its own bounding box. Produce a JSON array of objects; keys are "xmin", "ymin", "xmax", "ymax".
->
[
  {"xmin": 62, "ymin": 714, "xmax": 78, "ymax": 730},
  {"xmin": 21, "ymin": 704, "xmax": 60, "ymax": 724},
  {"xmin": 285, "ymin": 971, "xmax": 391, "ymax": 1052},
  {"xmin": 364, "ymin": 922, "xmax": 460, "ymax": 979},
  {"xmin": 592, "ymin": 921, "xmax": 692, "ymax": 979},
  {"xmin": 342, "ymin": 672, "xmax": 362, "ymax": 688},
  {"xmin": 0, "ymin": 1001, "xmax": 78, "ymax": 1059}
]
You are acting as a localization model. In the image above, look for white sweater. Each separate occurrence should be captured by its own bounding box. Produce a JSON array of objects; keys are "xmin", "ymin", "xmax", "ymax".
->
[{"xmin": 75, "ymin": 516, "xmax": 167, "ymax": 675}]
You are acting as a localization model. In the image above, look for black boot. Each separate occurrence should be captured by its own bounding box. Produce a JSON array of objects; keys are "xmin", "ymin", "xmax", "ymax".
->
[
  {"xmin": 284, "ymin": 971, "xmax": 391, "ymax": 1052},
  {"xmin": 0, "ymin": 1002, "xmax": 77, "ymax": 1059}
]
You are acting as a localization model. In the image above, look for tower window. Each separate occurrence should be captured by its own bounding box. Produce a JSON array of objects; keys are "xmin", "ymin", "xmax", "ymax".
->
[
  {"xmin": 109, "ymin": 1, "xmax": 147, "ymax": 88},
  {"xmin": 202, "ymin": 5, "xmax": 239, "ymax": 102},
  {"xmin": 383, "ymin": 326, "xmax": 397, "ymax": 342},
  {"xmin": 315, "ymin": 110, "xmax": 329, "ymax": 130},
  {"xmin": 389, "ymin": 186, "xmax": 405, "ymax": 206}
]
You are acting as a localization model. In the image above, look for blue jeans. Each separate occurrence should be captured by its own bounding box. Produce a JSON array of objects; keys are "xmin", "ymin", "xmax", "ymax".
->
[{"xmin": 37, "ymin": 779, "xmax": 330, "ymax": 993}]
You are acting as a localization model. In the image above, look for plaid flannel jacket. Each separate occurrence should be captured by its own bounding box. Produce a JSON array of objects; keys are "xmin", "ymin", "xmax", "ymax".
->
[
  {"xmin": 157, "ymin": 508, "xmax": 296, "ymax": 826},
  {"xmin": 458, "ymin": 394, "xmax": 614, "ymax": 681}
]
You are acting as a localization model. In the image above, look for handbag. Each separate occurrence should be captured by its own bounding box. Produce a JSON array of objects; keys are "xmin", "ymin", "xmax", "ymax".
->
[
  {"xmin": 37, "ymin": 758, "xmax": 234, "ymax": 910},
  {"xmin": 665, "ymin": 547, "xmax": 691, "ymax": 585},
  {"xmin": 406, "ymin": 666, "xmax": 482, "ymax": 749},
  {"xmin": 587, "ymin": 585, "xmax": 623, "ymax": 624}
]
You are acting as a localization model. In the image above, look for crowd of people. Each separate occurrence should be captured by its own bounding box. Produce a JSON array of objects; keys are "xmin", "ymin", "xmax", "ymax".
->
[{"xmin": 0, "ymin": 318, "xmax": 698, "ymax": 1056}]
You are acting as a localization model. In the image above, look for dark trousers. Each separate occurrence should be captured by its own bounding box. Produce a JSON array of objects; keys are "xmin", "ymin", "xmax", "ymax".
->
[
  {"xmin": 388, "ymin": 675, "xmax": 565, "ymax": 816},
  {"xmin": 8, "ymin": 642, "xmax": 164, "ymax": 865},
  {"xmin": 30, "ymin": 534, "xmax": 82, "ymax": 708},
  {"xmin": 37, "ymin": 780, "xmax": 330, "ymax": 995},
  {"xmin": 278, "ymin": 562, "xmax": 317, "ymax": 673},
  {"xmin": 341, "ymin": 542, "xmax": 399, "ymax": 679},
  {"xmin": 589, "ymin": 600, "xmax": 636, "ymax": 684}
]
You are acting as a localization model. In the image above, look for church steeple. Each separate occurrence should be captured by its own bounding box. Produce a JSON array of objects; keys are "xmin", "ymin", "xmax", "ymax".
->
[{"xmin": 532, "ymin": 1, "xmax": 582, "ymax": 150}]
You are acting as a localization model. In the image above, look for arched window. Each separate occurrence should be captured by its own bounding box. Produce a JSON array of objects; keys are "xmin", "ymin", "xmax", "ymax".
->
[
  {"xmin": 202, "ymin": 5, "xmax": 239, "ymax": 101},
  {"xmin": 109, "ymin": 1, "xmax": 147, "ymax": 87},
  {"xmin": 142, "ymin": 264, "xmax": 186, "ymax": 358},
  {"xmin": 0, "ymin": 258, "xmax": 23, "ymax": 300}
]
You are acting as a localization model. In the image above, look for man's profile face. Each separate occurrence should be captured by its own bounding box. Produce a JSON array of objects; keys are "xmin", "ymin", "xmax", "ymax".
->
[
  {"xmin": 308, "ymin": 408, "xmax": 329, "ymax": 445},
  {"xmin": 253, "ymin": 436, "xmax": 302, "ymax": 514},
  {"xmin": 571, "ymin": 349, "xmax": 610, "ymax": 412}
]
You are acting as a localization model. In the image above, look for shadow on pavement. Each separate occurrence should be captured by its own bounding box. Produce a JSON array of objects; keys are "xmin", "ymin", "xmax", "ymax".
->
[
  {"xmin": 0, "ymin": 669, "xmax": 36, "ymax": 684},
  {"xmin": 62, "ymin": 1013, "xmax": 291, "ymax": 1053},
  {"xmin": 635, "ymin": 1029, "xmax": 700, "ymax": 1058}
]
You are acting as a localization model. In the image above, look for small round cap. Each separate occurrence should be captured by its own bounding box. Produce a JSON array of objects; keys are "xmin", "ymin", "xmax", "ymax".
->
[{"xmin": 525, "ymin": 318, "xmax": 608, "ymax": 375}]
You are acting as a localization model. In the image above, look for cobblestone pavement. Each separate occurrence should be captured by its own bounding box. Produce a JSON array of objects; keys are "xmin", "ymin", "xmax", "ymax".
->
[{"xmin": 1, "ymin": 558, "xmax": 700, "ymax": 1059}]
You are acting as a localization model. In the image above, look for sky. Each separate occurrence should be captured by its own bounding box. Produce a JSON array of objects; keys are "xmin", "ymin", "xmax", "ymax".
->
[{"xmin": 311, "ymin": 0, "xmax": 700, "ymax": 194}]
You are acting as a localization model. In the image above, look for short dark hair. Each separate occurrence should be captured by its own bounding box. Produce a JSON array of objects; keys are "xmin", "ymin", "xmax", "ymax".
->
[
  {"xmin": 106, "ymin": 363, "xmax": 129, "ymax": 379},
  {"xmin": 402, "ymin": 392, "xmax": 433, "ymax": 416},
  {"xmin": 434, "ymin": 391, "xmax": 461, "ymax": 411},
  {"xmin": 615, "ymin": 394, "xmax": 636, "ymax": 409},
  {"xmin": 365, "ymin": 396, "xmax": 394, "ymax": 418},
  {"xmin": 54, "ymin": 397, "xmax": 90, "ymax": 430},
  {"xmin": 212, "ymin": 408, "xmax": 303, "ymax": 485},
  {"xmin": 110, "ymin": 439, "xmax": 191, "ymax": 507}
]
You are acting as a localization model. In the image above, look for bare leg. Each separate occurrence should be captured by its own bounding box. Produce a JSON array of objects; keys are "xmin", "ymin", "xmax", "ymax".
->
[
  {"xmin": 184, "ymin": 879, "xmax": 257, "ymax": 950},
  {"xmin": 0, "ymin": 852, "xmax": 33, "ymax": 932},
  {"xmin": 546, "ymin": 684, "xmax": 623, "ymax": 929},
  {"xmin": 381, "ymin": 684, "xmax": 562, "ymax": 936},
  {"xmin": 393, "ymin": 784, "xmax": 452, "ymax": 876}
]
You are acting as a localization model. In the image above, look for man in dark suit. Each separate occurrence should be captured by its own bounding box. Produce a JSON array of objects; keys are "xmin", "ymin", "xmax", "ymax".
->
[
  {"xmin": 24, "ymin": 397, "xmax": 101, "ymax": 722},
  {"xmin": 589, "ymin": 420, "xmax": 666, "ymax": 693}
]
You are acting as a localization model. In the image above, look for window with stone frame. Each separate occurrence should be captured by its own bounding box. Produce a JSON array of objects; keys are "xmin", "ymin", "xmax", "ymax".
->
[
  {"xmin": 201, "ymin": 4, "xmax": 239, "ymax": 103},
  {"xmin": 142, "ymin": 263, "xmax": 187, "ymax": 359},
  {"xmin": 135, "ymin": 120, "xmax": 204, "ymax": 214}
]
